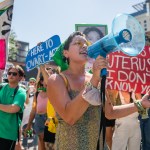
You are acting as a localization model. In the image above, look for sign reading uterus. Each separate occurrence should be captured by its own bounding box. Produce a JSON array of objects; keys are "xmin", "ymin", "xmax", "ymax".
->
[{"xmin": 26, "ymin": 35, "xmax": 61, "ymax": 71}]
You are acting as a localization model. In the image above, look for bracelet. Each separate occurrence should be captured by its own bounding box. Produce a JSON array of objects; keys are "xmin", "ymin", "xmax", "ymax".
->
[
  {"xmin": 82, "ymin": 85, "xmax": 101, "ymax": 106},
  {"xmin": 84, "ymin": 82, "xmax": 97, "ymax": 94},
  {"xmin": 134, "ymin": 100, "xmax": 149, "ymax": 119},
  {"xmin": 85, "ymin": 81, "xmax": 100, "ymax": 90},
  {"xmin": 134, "ymin": 100, "xmax": 145, "ymax": 112},
  {"xmin": 85, "ymin": 81, "xmax": 97, "ymax": 89}
]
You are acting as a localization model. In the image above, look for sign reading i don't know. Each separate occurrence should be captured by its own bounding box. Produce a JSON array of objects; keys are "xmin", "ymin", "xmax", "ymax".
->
[
  {"xmin": 26, "ymin": 35, "xmax": 61, "ymax": 71},
  {"xmin": 106, "ymin": 46, "xmax": 150, "ymax": 94}
]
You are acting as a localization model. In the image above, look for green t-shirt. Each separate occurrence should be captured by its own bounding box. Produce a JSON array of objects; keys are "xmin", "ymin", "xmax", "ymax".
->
[{"xmin": 0, "ymin": 83, "xmax": 26, "ymax": 141}]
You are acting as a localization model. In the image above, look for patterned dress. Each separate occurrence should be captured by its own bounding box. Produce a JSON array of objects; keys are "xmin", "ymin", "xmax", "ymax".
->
[{"xmin": 55, "ymin": 90, "xmax": 102, "ymax": 150}]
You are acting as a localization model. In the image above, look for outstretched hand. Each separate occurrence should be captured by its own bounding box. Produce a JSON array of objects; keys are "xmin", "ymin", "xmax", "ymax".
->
[
  {"xmin": 141, "ymin": 90, "xmax": 150, "ymax": 108},
  {"xmin": 23, "ymin": 125, "xmax": 31, "ymax": 137}
]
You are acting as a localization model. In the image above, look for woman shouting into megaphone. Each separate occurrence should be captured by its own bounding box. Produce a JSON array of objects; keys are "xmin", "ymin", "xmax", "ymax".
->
[{"xmin": 46, "ymin": 31, "xmax": 150, "ymax": 150}]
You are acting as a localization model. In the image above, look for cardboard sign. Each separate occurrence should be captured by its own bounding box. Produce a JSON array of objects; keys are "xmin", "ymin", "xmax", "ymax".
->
[
  {"xmin": 26, "ymin": 35, "xmax": 61, "ymax": 71},
  {"xmin": 106, "ymin": 46, "xmax": 150, "ymax": 94}
]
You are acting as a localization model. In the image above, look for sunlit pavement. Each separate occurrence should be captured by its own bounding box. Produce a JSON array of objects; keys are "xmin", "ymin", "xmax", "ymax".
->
[
  {"xmin": 21, "ymin": 134, "xmax": 38, "ymax": 150},
  {"xmin": 19, "ymin": 134, "xmax": 109, "ymax": 150}
]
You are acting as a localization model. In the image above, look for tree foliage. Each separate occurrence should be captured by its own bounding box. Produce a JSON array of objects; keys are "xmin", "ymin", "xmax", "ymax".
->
[{"xmin": 8, "ymin": 30, "xmax": 18, "ymax": 61}]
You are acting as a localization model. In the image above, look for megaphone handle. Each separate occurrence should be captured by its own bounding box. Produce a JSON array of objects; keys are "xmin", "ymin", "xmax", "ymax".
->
[{"xmin": 101, "ymin": 68, "xmax": 107, "ymax": 77}]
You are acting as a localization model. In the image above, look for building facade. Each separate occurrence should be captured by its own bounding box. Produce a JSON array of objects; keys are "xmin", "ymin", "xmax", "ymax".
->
[{"xmin": 131, "ymin": 0, "xmax": 150, "ymax": 45}]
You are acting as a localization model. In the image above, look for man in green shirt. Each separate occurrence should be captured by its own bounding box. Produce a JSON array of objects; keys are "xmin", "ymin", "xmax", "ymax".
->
[{"xmin": 0, "ymin": 65, "xmax": 26, "ymax": 150}]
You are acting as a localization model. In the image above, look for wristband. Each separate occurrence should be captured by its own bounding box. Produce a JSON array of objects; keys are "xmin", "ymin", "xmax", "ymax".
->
[
  {"xmin": 85, "ymin": 81, "xmax": 97, "ymax": 89},
  {"xmin": 134, "ymin": 100, "xmax": 149, "ymax": 119},
  {"xmin": 82, "ymin": 82, "xmax": 101, "ymax": 106},
  {"xmin": 85, "ymin": 81, "xmax": 100, "ymax": 92}
]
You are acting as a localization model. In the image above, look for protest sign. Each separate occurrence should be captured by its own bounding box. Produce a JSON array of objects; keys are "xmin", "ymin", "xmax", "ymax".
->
[
  {"xmin": 26, "ymin": 35, "xmax": 61, "ymax": 71},
  {"xmin": 106, "ymin": 46, "xmax": 150, "ymax": 94},
  {"xmin": 0, "ymin": 39, "xmax": 6, "ymax": 69},
  {"xmin": 0, "ymin": 0, "xmax": 14, "ymax": 70}
]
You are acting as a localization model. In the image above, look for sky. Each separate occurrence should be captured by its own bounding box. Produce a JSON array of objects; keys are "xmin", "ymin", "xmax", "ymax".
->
[{"xmin": 1, "ymin": 0, "xmax": 144, "ymax": 49}]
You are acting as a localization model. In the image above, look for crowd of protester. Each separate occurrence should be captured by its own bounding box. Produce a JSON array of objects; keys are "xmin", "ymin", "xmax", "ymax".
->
[
  {"xmin": 0, "ymin": 31, "xmax": 150, "ymax": 150},
  {"xmin": 0, "ymin": 61, "xmax": 150, "ymax": 150},
  {"xmin": 0, "ymin": 62, "xmax": 59, "ymax": 150}
]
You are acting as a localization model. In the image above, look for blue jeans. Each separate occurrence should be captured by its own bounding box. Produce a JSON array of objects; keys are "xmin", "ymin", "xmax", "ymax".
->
[
  {"xmin": 34, "ymin": 114, "xmax": 47, "ymax": 135},
  {"xmin": 140, "ymin": 109, "xmax": 150, "ymax": 150}
]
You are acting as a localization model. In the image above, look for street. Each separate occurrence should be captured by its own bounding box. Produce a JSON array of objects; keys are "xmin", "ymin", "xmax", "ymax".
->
[{"xmin": 21, "ymin": 134, "xmax": 38, "ymax": 150}]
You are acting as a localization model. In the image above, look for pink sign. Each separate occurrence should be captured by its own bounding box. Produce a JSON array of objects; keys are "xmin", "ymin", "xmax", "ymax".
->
[
  {"xmin": 0, "ymin": 39, "xmax": 6, "ymax": 70},
  {"xmin": 106, "ymin": 46, "xmax": 150, "ymax": 94}
]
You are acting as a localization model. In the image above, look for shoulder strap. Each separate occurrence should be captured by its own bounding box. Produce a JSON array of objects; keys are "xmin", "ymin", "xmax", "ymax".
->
[
  {"xmin": 13, "ymin": 86, "xmax": 21, "ymax": 142},
  {"xmin": 59, "ymin": 73, "xmax": 69, "ymax": 91},
  {"xmin": 14, "ymin": 86, "xmax": 19, "ymax": 98}
]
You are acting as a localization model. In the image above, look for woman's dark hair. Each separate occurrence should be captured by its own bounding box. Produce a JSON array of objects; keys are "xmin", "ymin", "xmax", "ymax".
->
[
  {"xmin": 63, "ymin": 31, "xmax": 85, "ymax": 64},
  {"xmin": 8, "ymin": 65, "xmax": 24, "ymax": 77},
  {"xmin": 64, "ymin": 31, "xmax": 84, "ymax": 50},
  {"xmin": 83, "ymin": 27, "xmax": 104, "ymax": 39}
]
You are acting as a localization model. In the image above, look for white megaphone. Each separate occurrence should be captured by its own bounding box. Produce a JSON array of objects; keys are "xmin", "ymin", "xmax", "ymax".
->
[{"xmin": 87, "ymin": 13, "xmax": 145, "ymax": 76}]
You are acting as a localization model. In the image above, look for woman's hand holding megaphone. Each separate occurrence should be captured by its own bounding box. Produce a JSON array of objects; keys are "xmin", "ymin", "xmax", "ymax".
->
[{"xmin": 92, "ymin": 55, "xmax": 108, "ymax": 80}]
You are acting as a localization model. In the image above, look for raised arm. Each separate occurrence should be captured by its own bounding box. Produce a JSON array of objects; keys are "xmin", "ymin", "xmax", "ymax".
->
[
  {"xmin": 105, "ymin": 90, "xmax": 150, "ymax": 119},
  {"xmin": 25, "ymin": 94, "xmax": 37, "ymax": 130},
  {"xmin": 40, "ymin": 65, "xmax": 49, "ymax": 84},
  {"xmin": 35, "ymin": 67, "xmax": 41, "ymax": 87}
]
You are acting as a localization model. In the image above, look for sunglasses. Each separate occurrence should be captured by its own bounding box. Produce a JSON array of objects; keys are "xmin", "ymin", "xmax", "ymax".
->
[
  {"xmin": 46, "ymin": 67, "xmax": 52, "ymax": 71},
  {"xmin": 7, "ymin": 72, "xmax": 18, "ymax": 76},
  {"xmin": 29, "ymin": 81, "xmax": 35, "ymax": 84}
]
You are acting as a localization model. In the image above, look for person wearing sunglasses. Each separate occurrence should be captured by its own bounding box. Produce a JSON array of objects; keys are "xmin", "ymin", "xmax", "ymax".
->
[
  {"xmin": 25, "ymin": 62, "xmax": 60, "ymax": 150},
  {"xmin": 29, "ymin": 77, "xmax": 36, "ymax": 85},
  {"xmin": 27, "ymin": 77, "xmax": 36, "ymax": 97},
  {"xmin": 24, "ymin": 75, "xmax": 48, "ymax": 150},
  {"xmin": 0, "ymin": 65, "xmax": 26, "ymax": 150},
  {"xmin": 45, "ymin": 62, "xmax": 60, "ymax": 76},
  {"xmin": 39, "ymin": 62, "xmax": 60, "ymax": 150}
]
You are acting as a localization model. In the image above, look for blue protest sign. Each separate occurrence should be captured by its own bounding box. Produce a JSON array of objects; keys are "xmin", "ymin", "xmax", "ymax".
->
[{"xmin": 26, "ymin": 35, "xmax": 61, "ymax": 71}]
